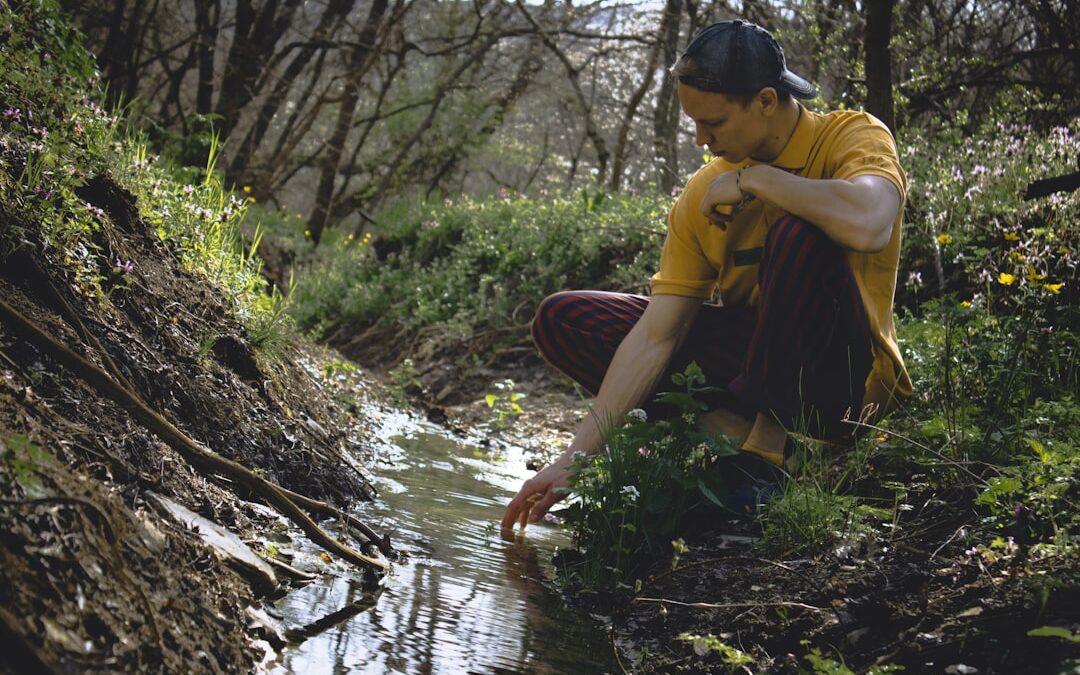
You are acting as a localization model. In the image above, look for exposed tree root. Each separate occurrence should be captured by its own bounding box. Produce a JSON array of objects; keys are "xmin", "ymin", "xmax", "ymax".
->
[{"xmin": 0, "ymin": 296, "xmax": 390, "ymax": 572}]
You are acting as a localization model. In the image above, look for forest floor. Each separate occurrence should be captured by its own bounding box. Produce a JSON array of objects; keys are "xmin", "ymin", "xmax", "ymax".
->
[{"xmin": 407, "ymin": 355, "xmax": 1080, "ymax": 674}]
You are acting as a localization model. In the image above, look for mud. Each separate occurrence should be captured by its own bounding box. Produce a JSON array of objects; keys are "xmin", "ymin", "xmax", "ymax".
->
[{"xmin": 0, "ymin": 175, "xmax": 385, "ymax": 672}]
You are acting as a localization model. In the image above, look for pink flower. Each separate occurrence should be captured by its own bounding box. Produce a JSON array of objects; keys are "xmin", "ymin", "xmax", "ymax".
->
[{"xmin": 638, "ymin": 447, "xmax": 651, "ymax": 458}]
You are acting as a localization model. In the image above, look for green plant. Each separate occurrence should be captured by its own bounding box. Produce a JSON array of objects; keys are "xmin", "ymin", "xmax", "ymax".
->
[
  {"xmin": 558, "ymin": 363, "xmax": 738, "ymax": 590},
  {"xmin": 484, "ymin": 379, "xmax": 526, "ymax": 429},
  {"xmin": 676, "ymin": 633, "xmax": 754, "ymax": 670},
  {"xmin": 0, "ymin": 435, "xmax": 54, "ymax": 498},
  {"xmin": 388, "ymin": 358, "xmax": 422, "ymax": 404}
]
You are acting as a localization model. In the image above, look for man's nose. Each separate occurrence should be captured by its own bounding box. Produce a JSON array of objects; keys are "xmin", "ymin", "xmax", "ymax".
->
[{"xmin": 694, "ymin": 123, "xmax": 712, "ymax": 147}]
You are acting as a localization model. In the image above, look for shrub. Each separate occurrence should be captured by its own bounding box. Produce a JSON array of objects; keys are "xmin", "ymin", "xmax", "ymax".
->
[{"xmin": 556, "ymin": 364, "xmax": 739, "ymax": 591}]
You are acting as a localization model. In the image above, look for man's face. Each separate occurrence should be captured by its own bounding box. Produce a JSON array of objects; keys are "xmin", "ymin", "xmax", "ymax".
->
[{"xmin": 677, "ymin": 83, "xmax": 770, "ymax": 163}]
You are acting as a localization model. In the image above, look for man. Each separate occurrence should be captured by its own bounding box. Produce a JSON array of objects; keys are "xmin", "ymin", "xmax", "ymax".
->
[{"xmin": 502, "ymin": 19, "xmax": 910, "ymax": 532}]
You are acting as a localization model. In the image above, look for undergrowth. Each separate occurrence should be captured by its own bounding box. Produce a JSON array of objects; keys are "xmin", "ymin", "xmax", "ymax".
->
[{"xmin": 0, "ymin": 0, "xmax": 290, "ymax": 353}]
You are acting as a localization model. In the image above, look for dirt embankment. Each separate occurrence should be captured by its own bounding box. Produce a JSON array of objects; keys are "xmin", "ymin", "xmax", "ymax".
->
[{"xmin": 0, "ymin": 176, "xmax": 386, "ymax": 673}]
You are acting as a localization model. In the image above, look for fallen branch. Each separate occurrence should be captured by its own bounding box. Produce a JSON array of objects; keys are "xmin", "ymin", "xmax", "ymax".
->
[
  {"xmin": 0, "ymin": 296, "xmax": 389, "ymax": 572},
  {"xmin": 633, "ymin": 596, "xmax": 827, "ymax": 613}
]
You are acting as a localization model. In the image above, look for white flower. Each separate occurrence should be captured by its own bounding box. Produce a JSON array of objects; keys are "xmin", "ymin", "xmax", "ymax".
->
[
  {"xmin": 620, "ymin": 485, "xmax": 640, "ymax": 501},
  {"xmin": 626, "ymin": 408, "xmax": 647, "ymax": 423}
]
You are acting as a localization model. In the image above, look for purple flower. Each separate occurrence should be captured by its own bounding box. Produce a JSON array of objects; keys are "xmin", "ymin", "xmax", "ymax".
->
[
  {"xmin": 114, "ymin": 258, "xmax": 134, "ymax": 274},
  {"xmin": 2, "ymin": 107, "xmax": 21, "ymax": 121},
  {"xmin": 1014, "ymin": 502, "xmax": 1029, "ymax": 519}
]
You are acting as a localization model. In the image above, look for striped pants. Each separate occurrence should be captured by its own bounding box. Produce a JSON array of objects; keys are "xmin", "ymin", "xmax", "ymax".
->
[{"xmin": 531, "ymin": 215, "xmax": 874, "ymax": 439}]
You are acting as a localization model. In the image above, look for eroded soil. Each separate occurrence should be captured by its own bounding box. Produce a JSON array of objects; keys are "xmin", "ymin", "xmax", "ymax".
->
[{"xmin": 0, "ymin": 176, "xmax": 386, "ymax": 673}]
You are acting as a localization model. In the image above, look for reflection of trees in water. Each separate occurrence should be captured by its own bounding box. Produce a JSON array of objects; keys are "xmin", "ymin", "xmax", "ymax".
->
[{"xmin": 271, "ymin": 432, "xmax": 613, "ymax": 673}]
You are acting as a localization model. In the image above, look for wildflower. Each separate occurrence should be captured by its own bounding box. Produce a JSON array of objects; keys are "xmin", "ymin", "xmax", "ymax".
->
[
  {"xmin": 182, "ymin": 184, "xmax": 194, "ymax": 195},
  {"xmin": 960, "ymin": 300, "xmax": 972, "ymax": 308},
  {"xmin": 2, "ymin": 107, "xmax": 21, "ymax": 121},
  {"xmin": 964, "ymin": 546, "xmax": 982, "ymax": 558},
  {"xmin": 936, "ymin": 233, "xmax": 953, "ymax": 245},
  {"xmin": 542, "ymin": 513, "xmax": 561, "ymax": 524},
  {"xmin": 1045, "ymin": 283, "xmax": 1064, "ymax": 295},
  {"xmin": 248, "ymin": 196, "xmax": 256, "ymax": 204},
  {"xmin": 626, "ymin": 408, "xmax": 647, "ymax": 423},
  {"xmin": 637, "ymin": 447, "xmax": 651, "ymax": 458},
  {"xmin": 620, "ymin": 485, "xmax": 640, "ymax": 501},
  {"xmin": 907, "ymin": 271, "xmax": 923, "ymax": 286},
  {"xmin": 1004, "ymin": 232, "xmax": 1020, "ymax": 241},
  {"xmin": 242, "ymin": 185, "xmax": 252, "ymax": 193},
  {"xmin": 114, "ymin": 258, "xmax": 134, "ymax": 274},
  {"xmin": 998, "ymin": 272, "xmax": 1016, "ymax": 285}
]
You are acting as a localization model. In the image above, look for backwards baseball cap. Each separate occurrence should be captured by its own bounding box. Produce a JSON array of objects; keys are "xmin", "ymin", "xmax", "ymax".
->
[{"xmin": 676, "ymin": 20, "xmax": 817, "ymax": 100}]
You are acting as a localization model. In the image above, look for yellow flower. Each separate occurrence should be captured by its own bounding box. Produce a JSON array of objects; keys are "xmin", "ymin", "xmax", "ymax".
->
[
  {"xmin": 936, "ymin": 233, "xmax": 953, "ymax": 245},
  {"xmin": 1058, "ymin": 247, "xmax": 1071, "ymax": 255},
  {"xmin": 998, "ymin": 272, "xmax": 1016, "ymax": 285},
  {"xmin": 1004, "ymin": 232, "xmax": 1020, "ymax": 241},
  {"xmin": 248, "ymin": 196, "xmax": 256, "ymax": 203},
  {"xmin": 960, "ymin": 300, "xmax": 972, "ymax": 308},
  {"xmin": 1026, "ymin": 268, "xmax": 1047, "ymax": 283},
  {"xmin": 1045, "ymin": 283, "xmax": 1065, "ymax": 295},
  {"xmin": 242, "ymin": 185, "xmax": 252, "ymax": 193}
]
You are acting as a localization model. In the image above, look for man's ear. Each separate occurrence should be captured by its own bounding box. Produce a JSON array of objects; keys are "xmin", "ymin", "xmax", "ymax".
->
[{"xmin": 756, "ymin": 87, "xmax": 778, "ymax": 115}]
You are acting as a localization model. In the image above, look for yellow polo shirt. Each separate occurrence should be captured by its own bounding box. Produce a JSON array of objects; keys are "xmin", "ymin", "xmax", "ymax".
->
[{"xmin": 651, "ymin": 106, "xmax": 912, "ymax": 417}]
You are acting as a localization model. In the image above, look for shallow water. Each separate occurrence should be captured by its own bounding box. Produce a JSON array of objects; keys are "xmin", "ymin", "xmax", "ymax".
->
[{"xmin": 269, "ymin": 414, "xmax": 619, "ymax": 674}]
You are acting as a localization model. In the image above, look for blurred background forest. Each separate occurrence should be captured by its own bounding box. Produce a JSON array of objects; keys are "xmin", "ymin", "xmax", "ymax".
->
[{"xmin": 62, "ymin": 0, "xmax": 1078, "ymax": 239}]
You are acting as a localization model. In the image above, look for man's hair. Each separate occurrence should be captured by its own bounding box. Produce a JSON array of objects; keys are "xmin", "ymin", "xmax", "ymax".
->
[{"xmin": 671, "ymin": 54, "xmax": 793, "ymax": 107}]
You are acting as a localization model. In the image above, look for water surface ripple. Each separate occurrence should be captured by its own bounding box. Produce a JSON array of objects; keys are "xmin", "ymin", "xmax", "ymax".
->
[{"xmin": 270, "ymin": 416, "xmax": 619, "ymax": 674}]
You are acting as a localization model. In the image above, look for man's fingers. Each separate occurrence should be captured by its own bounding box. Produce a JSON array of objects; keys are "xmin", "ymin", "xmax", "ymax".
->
[{"xmin": 528, "ymin": 488, "xmax": 561, "ymax": 523}]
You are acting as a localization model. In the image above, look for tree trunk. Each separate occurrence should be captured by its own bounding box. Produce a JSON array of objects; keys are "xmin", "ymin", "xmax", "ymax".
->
[
  {"xmin": 864, "ymin": 0, "xmax": 896, "ymax": 132},
  {"xmin": 307, "ymin": 0, "xmax": 392, "ymax": 246},
  {"xmin": 193, "ymin": 0, "xmax": 220, "ymax": 116},
  {"xmin": 652, "ymin": 0, "xmax": 683, "ymax": 194},
  {"xmin": 225, "ymin": 0, "xmax": 357, "ymax": 188}
]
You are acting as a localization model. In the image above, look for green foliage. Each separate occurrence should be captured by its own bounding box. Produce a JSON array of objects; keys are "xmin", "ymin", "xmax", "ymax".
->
[
  {"xmin": 286, "ymin": 191, "xmax": 667, "ymax": 346},
  {"xmin": 799, "ymin": 643, "xmax": 904, "ymax": 675},
  {"xmin": 889, "ymin": 115, "xmax": 1080, "ymax": 554},
  {"xmin": 484, "ymin": 379, "xmax": 526, "ymax": 429},
  {"xmin": 557, "ymin": 363, "xmax": 738, "ymax": 590},
  {"xmin": 676, "ymin": 633, "xmax": 754, "ymax": 670},
  {"xmin": 0, "ymin": 0, "xmax": 292, "ymax": 354},
  {"xmin": 1027, "ymin": 626, "xmax": 1080, "ymax": 644},
  {"xmin": 0, "ymin": 435, "xmax": 54, "ymax": 498}
]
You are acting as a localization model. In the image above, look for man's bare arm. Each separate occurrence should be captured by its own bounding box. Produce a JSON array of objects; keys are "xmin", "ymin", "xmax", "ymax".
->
[
  {"xmin": 703, "ymin": 168, "xmax": 901, "ymax": 253},
  {"xmin": 500, "ymin": 294, "xmax": 703, "ymax": 531}
]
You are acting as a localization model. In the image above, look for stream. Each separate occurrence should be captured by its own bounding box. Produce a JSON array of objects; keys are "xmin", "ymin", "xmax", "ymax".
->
[{"xmin": 268, "ymin": 412, "xmax": 620, "ymax": 674}]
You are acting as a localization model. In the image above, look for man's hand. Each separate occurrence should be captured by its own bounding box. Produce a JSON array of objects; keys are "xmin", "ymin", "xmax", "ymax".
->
[
  {"xmin": 500, "ymin": 453, "xmax": 575, "ymax": 535},
  {"xmin": 700, "ymin": 168, "xmax": 747, "ymax": 229}
]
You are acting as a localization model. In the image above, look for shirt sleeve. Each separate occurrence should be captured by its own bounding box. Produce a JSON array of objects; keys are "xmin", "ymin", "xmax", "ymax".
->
[
  {"xmin": 828, "ymin": 113, "xmax": 908, "ymax": 199},
  {"xmin": 650, "ymin": 188, "xmax": 719, "ymax": 299}
]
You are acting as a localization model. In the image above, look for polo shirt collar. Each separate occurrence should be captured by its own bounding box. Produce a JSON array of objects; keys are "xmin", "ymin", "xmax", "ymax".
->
[{"xmin": 769, "ymin": 104, "xmax": 815, "ymax": 170}]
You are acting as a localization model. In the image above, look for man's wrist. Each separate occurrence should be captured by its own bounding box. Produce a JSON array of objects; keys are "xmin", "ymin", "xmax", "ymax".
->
[{"xmin": 738, "ymin": 164, "xmax": 759, "ymax": 195}]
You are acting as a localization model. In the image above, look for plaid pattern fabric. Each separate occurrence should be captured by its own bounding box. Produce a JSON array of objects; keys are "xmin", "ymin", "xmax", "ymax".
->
[{"xmin": 530, "ymin": 215, "xmax": 873, "ymax": 439}]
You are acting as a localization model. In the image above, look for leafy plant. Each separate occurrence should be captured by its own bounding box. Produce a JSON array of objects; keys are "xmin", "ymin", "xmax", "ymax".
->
[
  {"xmin": 484, "ymin": 379, "xmax": 526, "ymax": 429},
  {"xmin": 0, "ymin": 435, "xmax": 54, "ymax": 498},
  {"xmin": 677, "ymin": 633, "xmax": 754, "ymax": 670},
  {"xmin": 557, "ymin": 363, "xmax": 738, "ymax": 590}
]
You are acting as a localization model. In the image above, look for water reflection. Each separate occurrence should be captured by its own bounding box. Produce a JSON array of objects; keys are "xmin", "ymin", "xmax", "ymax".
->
[{"xmin": 270, "ymin": 424, "xmax": 618, "ymax": 674}]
